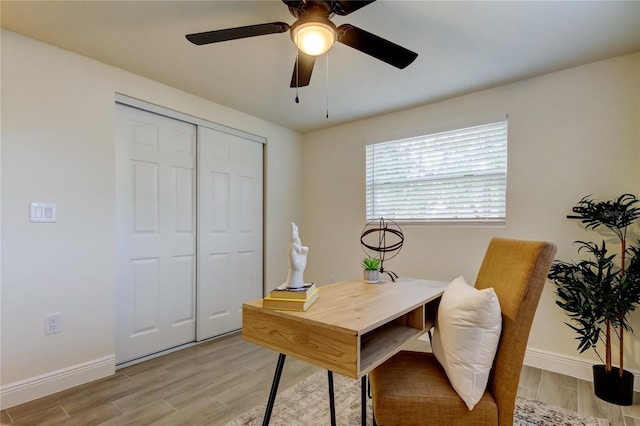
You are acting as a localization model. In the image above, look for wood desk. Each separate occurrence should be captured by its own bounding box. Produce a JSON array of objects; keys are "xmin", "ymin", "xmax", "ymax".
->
[{"xmin": 242, "ymin": 278, "xmax": 447, "ymax": 424}]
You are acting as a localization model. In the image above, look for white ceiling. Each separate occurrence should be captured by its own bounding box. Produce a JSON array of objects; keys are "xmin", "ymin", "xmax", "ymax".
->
[{"xmin": 2, "ymin": 1, "xmax": 639, "ymax": 133}]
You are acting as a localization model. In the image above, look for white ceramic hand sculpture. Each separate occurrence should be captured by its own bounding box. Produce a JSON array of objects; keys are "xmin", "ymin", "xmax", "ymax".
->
[{"xmin": 284, "ymin": 223, "xmax": 309, "ymax": 289}]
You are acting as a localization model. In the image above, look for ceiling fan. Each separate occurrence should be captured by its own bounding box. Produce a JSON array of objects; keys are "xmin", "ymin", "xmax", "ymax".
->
[{"xmin": 185, "ymin": 0, "xmax": 418, "ymax": 88}]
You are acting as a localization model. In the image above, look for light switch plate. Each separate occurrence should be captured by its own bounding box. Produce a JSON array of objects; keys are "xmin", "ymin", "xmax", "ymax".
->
[{"xmin": 30, "ymin": 203, "xmax": 56, "ymax": 223}]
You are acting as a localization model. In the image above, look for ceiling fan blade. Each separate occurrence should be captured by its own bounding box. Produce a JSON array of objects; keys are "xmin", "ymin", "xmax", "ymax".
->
[
  {"xmin": 337, "ymin": 24, "xmax": 418, "ymax": 69},
  {"xmin": 290, "ymin": 51, "xmax": 316, "ymax": 88},
  {"xmin": 331, "ymin": 0, "xmax": 377, "ymax": 16},
  {"xmin": 186, "ymin": 22, "xmax": 289, "ymax": 45}
]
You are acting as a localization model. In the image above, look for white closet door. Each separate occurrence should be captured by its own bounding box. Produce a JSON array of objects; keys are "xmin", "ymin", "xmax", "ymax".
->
[
  {"xmin": 197, "ymin": 127, "xmax": 263, "ymax": 340},
  {"xmin": 115, "ymin": 104, "xmax": 196, "ymax": 364}
]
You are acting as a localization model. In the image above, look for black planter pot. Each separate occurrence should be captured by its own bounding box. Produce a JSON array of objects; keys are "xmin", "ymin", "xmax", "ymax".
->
[{"xmin": 592, "ymin": 365, "xmax": 635, "ymax": 406}]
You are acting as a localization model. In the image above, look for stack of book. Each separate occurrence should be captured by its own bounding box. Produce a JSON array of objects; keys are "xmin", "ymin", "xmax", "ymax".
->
[{"xmin": 262, "ymin": 282, "xmax": 319, "ymax": 311}]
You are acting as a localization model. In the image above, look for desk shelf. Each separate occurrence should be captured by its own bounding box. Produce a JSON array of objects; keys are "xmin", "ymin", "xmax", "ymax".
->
[
  {"xmin": 360, "ymin": 323, "xmax": 424, "ymax": 373},
  {"xmin": 359, "ymin": 297, "xmax": 441, "ymax": 375}
]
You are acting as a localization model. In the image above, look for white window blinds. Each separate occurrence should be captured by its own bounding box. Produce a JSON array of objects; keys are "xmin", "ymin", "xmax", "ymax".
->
[{"xmin": 366, "ymin": 121, "xmax": 507, "ymax": 224}]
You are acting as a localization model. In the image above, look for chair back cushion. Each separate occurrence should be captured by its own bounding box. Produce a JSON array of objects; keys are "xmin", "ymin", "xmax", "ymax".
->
[
  {"xmin": 432, "ymin": 276, "xmax": 502, "ymax": 410},
  {"xmin": 474, "ymin": 238, "xmax": 557, "ymax": 426}
]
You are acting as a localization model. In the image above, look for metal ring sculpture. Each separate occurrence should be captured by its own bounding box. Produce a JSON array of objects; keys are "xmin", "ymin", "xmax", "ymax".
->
[{"xmin": 360, "ymin": 218, "xmax": 404, "ymax": 282}]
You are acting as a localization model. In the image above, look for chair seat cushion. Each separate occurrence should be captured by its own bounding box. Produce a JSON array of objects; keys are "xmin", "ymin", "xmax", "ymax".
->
[{"xmin": 370, "ymin": 351, "xmax": 498, "ymax": 426}]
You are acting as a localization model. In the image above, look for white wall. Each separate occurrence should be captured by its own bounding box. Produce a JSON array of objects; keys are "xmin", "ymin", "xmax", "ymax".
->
[
  {"xmin": 0, "ymin": 29, "xmax": 303, "ymax": 407},
  {"xmin": 301, "ymin": 53, "xmax": 640, "ymax": 375}
]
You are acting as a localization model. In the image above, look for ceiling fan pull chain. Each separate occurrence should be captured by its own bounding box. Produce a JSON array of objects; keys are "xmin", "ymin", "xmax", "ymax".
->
[
  {"xmin": 325, "ymin": 52, "xmax": 329, "ymax": 118},
  {"xmin": 295, "ymin": 38, "xmax": 300, "ymax": 104}
]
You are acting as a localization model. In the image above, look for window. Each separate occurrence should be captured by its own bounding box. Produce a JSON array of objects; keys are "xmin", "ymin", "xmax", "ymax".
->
[{"xmin": 366, "ymin": 121, "xmax": 507, "ymax": 224}]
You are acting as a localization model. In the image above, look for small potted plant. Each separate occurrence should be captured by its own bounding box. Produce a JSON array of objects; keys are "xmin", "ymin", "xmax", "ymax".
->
[
  {"xmin": 362, "ymin": 257, "xmax": 381, "ymax": 283},
  {"xmin": 548, "ymin": 194, "xmax": 640, "ymax": 405}
]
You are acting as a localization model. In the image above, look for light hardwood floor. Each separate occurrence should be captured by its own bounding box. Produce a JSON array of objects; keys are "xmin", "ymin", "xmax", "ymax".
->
[{"xmin": 2, "ymin": 333, "xmax": 639, "ymax": 425}]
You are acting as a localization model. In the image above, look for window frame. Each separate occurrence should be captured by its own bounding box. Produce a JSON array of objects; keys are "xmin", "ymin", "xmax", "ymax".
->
[{"xmin": 365, "ymin": 120, "xmax": 508, "ymax": 226}]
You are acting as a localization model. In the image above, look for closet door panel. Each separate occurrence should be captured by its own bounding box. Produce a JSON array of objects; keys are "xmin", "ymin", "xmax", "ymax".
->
[
  {"xmin": 116, "ymin": 104, "xmax": 197, "ymax": 364},
  {"xmin": 197, "ymin": 127, "xmax": 263, "ymax": 340}
]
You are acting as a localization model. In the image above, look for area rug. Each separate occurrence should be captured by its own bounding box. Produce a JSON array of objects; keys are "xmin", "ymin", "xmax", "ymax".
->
[{"xmin": 226, "ymin": 371, "xmax": 609, "ymax": 426}]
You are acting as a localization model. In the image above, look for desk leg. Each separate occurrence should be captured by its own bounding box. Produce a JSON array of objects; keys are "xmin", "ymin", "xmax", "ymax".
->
[
  {"xmin": 262, "ymin": 353, "xmax": 286, "ymax": 426},
  {"xmin": 361, "ymin": 375, "xmax": 367, "ymax": 425},
  {"xmin": 327, "ymin": 371, "xmax": 336, "ymax": 426}
]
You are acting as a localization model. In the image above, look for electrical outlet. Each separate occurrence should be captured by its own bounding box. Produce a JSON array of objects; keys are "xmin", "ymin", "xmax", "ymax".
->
[{"xmin": 45, "ymin": 313, "xmax": 62, "ymax": 335}]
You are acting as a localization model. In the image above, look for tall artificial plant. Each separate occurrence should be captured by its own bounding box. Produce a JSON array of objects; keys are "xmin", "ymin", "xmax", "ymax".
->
[{"xmin": 548, "ymin": 194, "xmax": 640, "ymax": 377}]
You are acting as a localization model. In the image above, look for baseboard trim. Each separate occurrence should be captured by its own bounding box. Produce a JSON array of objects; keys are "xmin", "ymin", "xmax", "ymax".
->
[
  {"xmin": 2, "ymin": 347, "xmax": 637, "ymax": 409},
  {"xmin": 419, "ymin": 335, "xmax": 640, "ymax": 393},
  {"xmin": 524, "ymin": 348, "xmax": 640, "ymax": 392},
  {"xmin": 0, "ymin": 355, "xmax": 115, "ymax": 409}
]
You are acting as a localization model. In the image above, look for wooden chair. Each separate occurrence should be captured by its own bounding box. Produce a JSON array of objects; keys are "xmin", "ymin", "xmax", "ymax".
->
[{"xmin": 369, "ymin": 238, "xmax": 557, "ymax": 426}]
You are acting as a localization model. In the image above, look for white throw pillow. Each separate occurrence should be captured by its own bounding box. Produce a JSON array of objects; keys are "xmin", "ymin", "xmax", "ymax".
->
[{"xmin": 431, "ymin": 276, "xmax": 502, "ymax": 410}]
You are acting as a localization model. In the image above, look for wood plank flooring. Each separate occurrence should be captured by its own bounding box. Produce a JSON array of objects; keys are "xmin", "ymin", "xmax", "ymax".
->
[{"xmin": 2, "ymin": 333, "xmax": 639, "ymax": 425}]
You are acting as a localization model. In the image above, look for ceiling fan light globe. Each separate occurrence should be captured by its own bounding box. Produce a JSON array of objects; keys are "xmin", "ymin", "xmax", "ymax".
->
[{"xmin": 292, "ymin": 22, "xmax": 336, "ymax": 56}]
